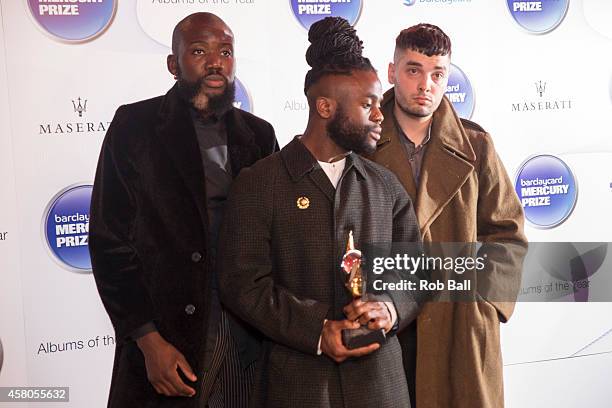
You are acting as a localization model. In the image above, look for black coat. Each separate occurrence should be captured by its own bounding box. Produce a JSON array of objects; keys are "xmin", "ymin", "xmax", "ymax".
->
[
  {"xmin": 89, "ymin": 85, "xmax": 278, "ymax": 408},
  {"xmin": 218, "ymin": 138, "xmax": 421, "ymax": 408}
]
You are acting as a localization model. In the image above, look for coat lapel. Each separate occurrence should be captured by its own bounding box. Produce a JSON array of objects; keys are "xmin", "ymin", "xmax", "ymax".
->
[
  {"xmin": 416, "ymin": 97, "xmax": 476, "ymax": 231},
  {"xmin": 373, "ymin": 89, "xmax": 476, "ymax": 233},
  {"xmin": 372, "ymin": 90, "xmax": 418, "ymax": 200},
  {"xmin": 155, "ymin": 85, "xmax": 209, "ymax": 231},
  {"xmin": 281, "ymin": 137, "xmax": 335, "ymax": 202},
  {"xmin": 226, "ymin": 108, "xmax": 263, "ymax": 177}
]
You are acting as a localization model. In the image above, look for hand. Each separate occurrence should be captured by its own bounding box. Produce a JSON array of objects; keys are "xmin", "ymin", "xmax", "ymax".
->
[
  {"xmin": 320, "ymin": 319, "xmax": 380, "ymax": 363},
  {"xmin": 136, "ymin": 331, "xmax": 197, "ymax": 397},
  {"xmin": 343, "ymin": 299, "xmax": 393, "ymax": 332}
]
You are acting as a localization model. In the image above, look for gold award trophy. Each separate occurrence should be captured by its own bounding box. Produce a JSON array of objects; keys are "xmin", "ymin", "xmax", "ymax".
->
[{"xmin": 341, "ymin": 231, "xmax": 386, "ymax": 349}]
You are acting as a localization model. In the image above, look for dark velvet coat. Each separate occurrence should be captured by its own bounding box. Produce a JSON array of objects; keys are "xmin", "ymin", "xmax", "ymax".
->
[
  {"xmin": 218, "ymin": 138, "xmax": 422, "ymax": 408},
  {"xmin": 89, "ymin": 85, "xmax": 278, "ymax": 408}
]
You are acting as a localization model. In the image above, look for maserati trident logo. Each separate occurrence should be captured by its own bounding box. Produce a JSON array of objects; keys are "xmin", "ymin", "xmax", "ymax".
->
[
  {"xmin": 535, "ymin": 81, "xmax": 546, "ymax": 97},
  {"xmin": 39, "ymin": 96, "xmax": 110, "ymax": 135},
  {"xmin": 511, "ymin": 80, "xmax": 572, "ymax": 113},
  {"xmin": 72, "ymin": 97, "xmax": 87, "ymax": 117}
]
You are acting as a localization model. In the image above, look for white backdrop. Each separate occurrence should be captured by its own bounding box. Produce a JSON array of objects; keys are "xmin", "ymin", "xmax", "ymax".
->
[{"xmin": 1, "ymin": 0, "xmax": 611, "ymax": 407}]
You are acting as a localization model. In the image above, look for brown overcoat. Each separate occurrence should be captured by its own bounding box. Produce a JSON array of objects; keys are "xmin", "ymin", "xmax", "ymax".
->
[{"xmin": 369, "ymin": 89, "xmax": 527, "ymax": 408}]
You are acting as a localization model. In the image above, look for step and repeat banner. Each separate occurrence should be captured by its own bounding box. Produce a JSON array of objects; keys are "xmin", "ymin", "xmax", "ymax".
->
[{"xmin": 0, "ymin": 0, "xmax": 611, "ymax": 407}]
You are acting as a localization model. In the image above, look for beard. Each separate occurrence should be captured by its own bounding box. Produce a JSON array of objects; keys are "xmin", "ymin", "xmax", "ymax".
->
[
  {"xmin": 396, "ymin": 99, "xmax": 433, "ymax": 118},
  {"xmin": 176, "ymin": 68, "xmax": 236, "ymax": 117},
  {"xmin": 326, "ymin": 105, "xmax": 378, "ymax": 155}
]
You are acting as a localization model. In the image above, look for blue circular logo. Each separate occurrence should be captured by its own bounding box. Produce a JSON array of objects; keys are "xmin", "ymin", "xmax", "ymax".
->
[
  {"xmin": 446, "ymin": 64, "xmax": 475, "ymax": 119},
  {"xmin": 234, "ymin": 77, "xmax": 252, "ymax": 113},
  {"xmin": 403, "ymin": 0, "xmax": 417, "ymax": 6},
  {"xmin": 43, "ymin": 184, "xmax": 93, "ymax": 272},
  {"xmin": 506, "ymin": 0, "xmax": 569, "ymax": 34},
  {"xmin": 515, "ymin": 155, "xmax": 578, "ymax": 228},
  {"xmin": 290, "ymin": 0, "xmax": 363, "ymax": 30},
  {"xmin": 27, "ymin": 0, "xmax": 116, "ymax": 42}
]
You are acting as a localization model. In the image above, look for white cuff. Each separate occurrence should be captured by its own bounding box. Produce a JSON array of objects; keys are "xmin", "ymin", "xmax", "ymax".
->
[{"xmin": 317, "ymin": 319, "xmax": 328, "ymax": 355}]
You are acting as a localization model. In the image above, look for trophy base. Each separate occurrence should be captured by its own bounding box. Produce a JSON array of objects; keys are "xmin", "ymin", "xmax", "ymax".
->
[{"xmin": 341, "ymin": 326, "xmax": 386, "ymax": 349}]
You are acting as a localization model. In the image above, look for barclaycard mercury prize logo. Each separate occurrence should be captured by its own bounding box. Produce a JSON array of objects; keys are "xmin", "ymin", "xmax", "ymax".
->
[
  {"xmin": 506, "ymin": 0, "xmax": 569, "ymax": 34},
  {"xmin": 43, "ymin": 184, "xmax": 93, "ymax": 272},
  {"xmin": 290, "ymin": 0, "xmax": 362, "ymax": 30},
  {"xmin": 27, "ymin": 0, "xmax": 117, "ymax": 42},
  {"xmin": 511, "ymin": 80, "xmax": 572, "ymax": 112},
  {"xmin": 515, "ymin": 155, "xmax": 578, "ymax": 228},
  {"xmin": 446, "ymin": 64, "xmax": 475, "ymax": 119},
  {"xmin": 39, "ymin": 98, "xmax": 110, "ymax": 135}
]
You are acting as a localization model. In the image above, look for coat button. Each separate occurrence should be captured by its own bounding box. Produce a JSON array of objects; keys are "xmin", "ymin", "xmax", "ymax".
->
[
  {"xmin": 185, "ymin": 304, "xmax": 196, "ymax": 315},
  {"xmin": 191, "ymin": 252, "xmax": 202, "ymax": 263}
]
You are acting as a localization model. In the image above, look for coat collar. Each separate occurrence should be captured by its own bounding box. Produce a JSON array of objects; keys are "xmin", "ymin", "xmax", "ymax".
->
[
  {"xmin": 281, "ymin": 136, "xmax": 367, "ymax": 202},
  {"xmin": 372, "ymin": 87, "xmax": 476, "ymax": 232},
  {"xmin": 155, "ymin": 84, "xmax": 263, "ymax": 230}
]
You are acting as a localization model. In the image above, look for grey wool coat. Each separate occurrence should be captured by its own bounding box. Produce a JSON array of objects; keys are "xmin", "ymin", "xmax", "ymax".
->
[{"xmin": 218, "ymin": 137, "xmax": 422, "ymax": 408}]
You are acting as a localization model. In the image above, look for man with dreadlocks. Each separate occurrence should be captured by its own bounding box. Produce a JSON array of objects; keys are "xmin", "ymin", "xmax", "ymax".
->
[{"xmin": 218, "ymin": 17, "xmax": 420, "ymax": 408}]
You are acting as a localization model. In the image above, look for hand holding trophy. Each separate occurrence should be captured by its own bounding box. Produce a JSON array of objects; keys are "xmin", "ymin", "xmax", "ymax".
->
[{"xmin": 340, "ymin": 231, "xmax": 387, "ymax": 349}]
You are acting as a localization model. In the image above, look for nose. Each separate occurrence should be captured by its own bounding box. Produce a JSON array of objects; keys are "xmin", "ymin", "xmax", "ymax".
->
[
  {"xmin": 205, "ymin": 53, "xmax": 222, "ymax": 71},
  {"xmin": 371, "ymin": 106, "xmax": 384, "ymax": 124},
  {"xmin": 418, "ymin": 75, "xmax": 432, "ymax": 93}
]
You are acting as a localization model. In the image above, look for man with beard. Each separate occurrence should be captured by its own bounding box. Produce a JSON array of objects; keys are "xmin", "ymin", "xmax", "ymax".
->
[
  {"xmin": 368, "ymin": 24, "xmax": 526, "ymax": 408},
  {"xmin": 217, "ymin": 17, "xmax": 421, "ymax": 408},
  {"xmin": 89, "ymin": 12, "xmax": 278, "ymax": 408}
]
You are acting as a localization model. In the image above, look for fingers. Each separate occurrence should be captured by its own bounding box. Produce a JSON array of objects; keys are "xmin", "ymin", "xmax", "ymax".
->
[
  {"xmin": 335, "ymin": 319, "xmax": 361, "ymax": 331},
  {"xmin": 167, "ymin": 368, "xmax": 196, "ymax": 397},
  {"xmin": 150, "ymin": 365, "xmax": 196, "ymax": 397},
  {"xmin": 344, "ymin": 300, "xmax": 389, "ymax": 325},
  {"xmin": 143, "ymin": 342, "xmax": 196, "ymax": 397},
  {"xmin": 321, "ymin": 320, "xmax": 379, "ymax": 363},
  {"xmin": 344, "ymin": 342, "xmax": 381, "ymax": 358},
  {"xmin": 177, "ymin": 355, "xmax": 198, "ymax": 382},
  {"xmin": 151, "ymin": 381, "xmax": 171, "ymax": 396},
  {"xmin": 343, "ymin": 298, "xmax": 364, "ymax": 321}
]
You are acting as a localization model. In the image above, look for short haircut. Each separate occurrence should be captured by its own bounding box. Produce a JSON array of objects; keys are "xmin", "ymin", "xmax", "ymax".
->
[
  {"xmin": 171, "ymin": 12, "xmax": 229, "ymax": 55},
  {"xmin": 303, "ymin": 17, "xmax": 375, "ymax": 95},
  {"xmin": 395, "ymin": 23, "xmax": 451, "ymax": 57}
]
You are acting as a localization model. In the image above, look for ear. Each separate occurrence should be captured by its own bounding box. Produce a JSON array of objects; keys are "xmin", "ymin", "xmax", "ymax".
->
[
  {"xmin": 167, "ymin": 54, "xmax": 178, "ymax": 78},
  {"xmin": 388, "ymin": 62, "xmax": 396, "ymax": 85},
  {"xmin": 316, "ymin": 97, "xmax": 335, "ymax": 119}
]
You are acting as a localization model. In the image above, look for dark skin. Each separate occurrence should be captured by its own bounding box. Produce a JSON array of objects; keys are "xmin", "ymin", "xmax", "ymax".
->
[
  {"xmin": 301, "ymin": 70, "xmax": 395, "ymax": 363},
  {"xmin": 301, "ymin": 71, "xmax": 383, "ymax": 161},
  {"xmin": 136, "ymin": 13, "xmax": 235, "ymax": 398},
  {"xmin": 167, "ymin": 12, "xmax": 235, "ymax": 116}
]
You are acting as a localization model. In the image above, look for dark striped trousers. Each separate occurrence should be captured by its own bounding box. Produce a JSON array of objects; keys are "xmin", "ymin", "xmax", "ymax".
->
[{"xmin": 201, "ymin": 310, "xmax": 255, "ymax": 408}]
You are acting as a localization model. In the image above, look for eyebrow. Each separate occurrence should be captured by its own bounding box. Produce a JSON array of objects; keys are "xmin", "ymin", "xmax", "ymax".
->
[
  {"xmin": 188, "ymin": 40, "xmax": 233, "ymax": 47},
  {"xmin": 404, "ymin": 61, "xmax": 447, "ymax": 71}
]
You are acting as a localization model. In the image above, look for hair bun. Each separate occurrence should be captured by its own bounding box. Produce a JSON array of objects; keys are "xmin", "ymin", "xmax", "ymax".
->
[{"xmin": 306, "ymin": 17, "xmax": 363, "ymax": 68}]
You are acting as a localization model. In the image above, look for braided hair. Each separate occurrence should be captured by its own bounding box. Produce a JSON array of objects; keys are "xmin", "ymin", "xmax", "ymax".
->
[{"xmin": 303, "ymin": 17, "xmax": 375, "ymax": 95}]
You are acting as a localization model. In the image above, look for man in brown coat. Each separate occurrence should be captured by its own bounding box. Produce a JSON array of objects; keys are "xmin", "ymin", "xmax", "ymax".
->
[
  {"xmin": 368, "ymin": 24, "xmax": 527, "ymax": 408},
  {"xmin": 218, "ymin": 17, "xmax": 420, "ymax": 408}
]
